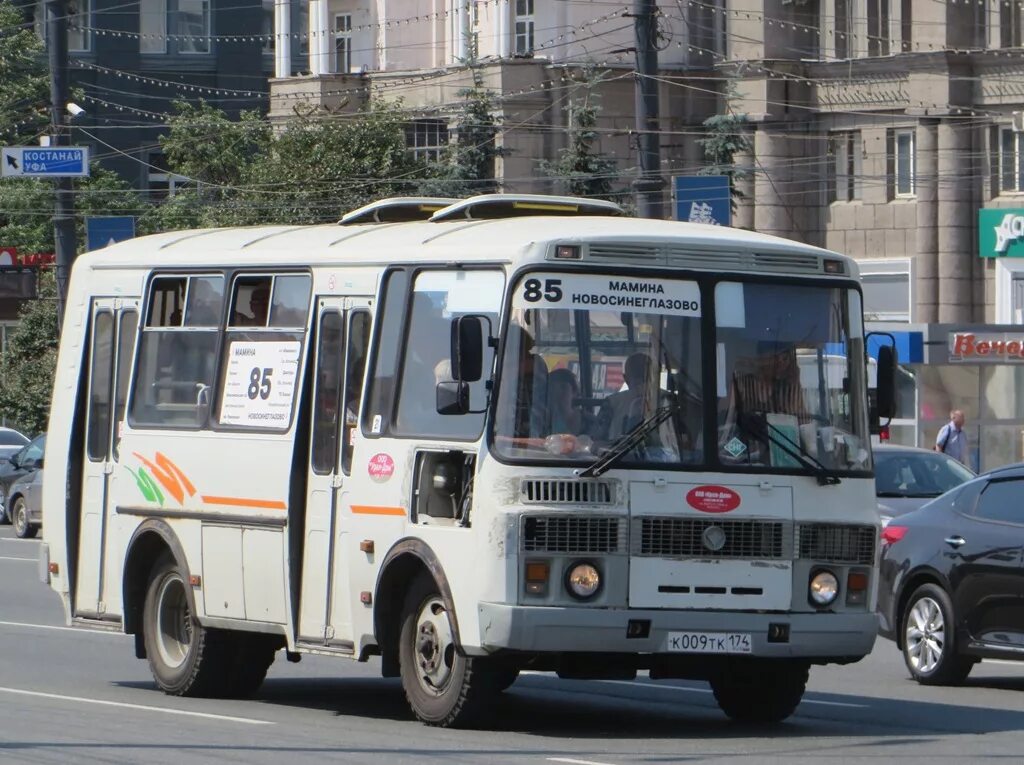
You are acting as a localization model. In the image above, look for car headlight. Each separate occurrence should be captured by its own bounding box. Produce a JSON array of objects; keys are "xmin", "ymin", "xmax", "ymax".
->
[
  {"xmin": 566, "ymin": 561, "xmax": 601, "ymax": 600},
  {"xmin": 809, "ymin": 570, "xmax": 839, "ymax": 607}
]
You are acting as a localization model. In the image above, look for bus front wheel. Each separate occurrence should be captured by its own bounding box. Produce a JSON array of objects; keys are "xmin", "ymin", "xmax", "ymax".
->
[
  {"xmin": 398, "ymin": 576, "xmax": 500, "ymax": 727},
  {"xmin": 710, "ymin": 659, "xmax": 809, "ymax": 724},
  {"xmin": 143, "ymin": 553, "xmax": 225, "ymax": 697}
]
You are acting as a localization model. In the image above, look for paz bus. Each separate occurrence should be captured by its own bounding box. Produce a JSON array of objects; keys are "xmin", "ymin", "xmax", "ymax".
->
[{"xmin": 41, "ymin": 194, "xmax": 893, "ymax": 727}]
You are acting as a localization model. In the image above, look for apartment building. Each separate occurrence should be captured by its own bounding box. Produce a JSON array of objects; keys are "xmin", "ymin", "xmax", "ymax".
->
[
  {"xmin": 21, "ymin": 0, "xmax": 301, "ymax": 194},
  {"xmin": 266, "ymin": 0, "xmax": 729, "ymax": 199}
]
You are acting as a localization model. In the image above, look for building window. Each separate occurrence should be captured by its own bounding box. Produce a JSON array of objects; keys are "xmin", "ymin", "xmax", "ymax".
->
[
  {"xmin": 147, "ymin": 153, "xmax": 188, "ymax": 200},
  {"xmin": 514, "ymin": 0, "xmax": 534, "ymax": 55},
  {"xmin": 900, "ymin": 0, "xmax": 912, "ymax": 52},
  {"xmin": 406, "ymin": 119, "xmax": 449, "ymax": 162},
  {"xmin": 829, "ymin": 131, "xmax": 862, "ymax": 202},
  {"xmin": 67, "ymin": 0, "xmax": 91, "ymax": 52},
  {"xmin": 139, "ymin": 0, "xmax": 210, "ymax": 54},
  {"xmin": 834, "ymin": 0, "xmax": 853, "ymax": 58},
  {"xmin": 867, "ymin": 0, "xmax": 890, "ymax": 56},
  {"xmin": 999, "ymin": 128, "xmax": 1024, "ymax": 193},
  {"xmin": 890, "ymin": 129, "xmax": 915, "ymax": 198},
  {"xmin": 262, "ymin": 0, "xmax": 273, "ymax": 55},
  {"xmin": 860, "ymin": 260, "xmax": 911, "ymax": 322},
  {"xmin": 334, "ymin": 14, "xmax": 352, "ymax": 73},
  {"xmin": 1002, "ymin": 0, "xmax": 1023, "ymax": 48},
  {"xmin": 34, "ymin": 0, "xmax": 91, "ymax": 51}
]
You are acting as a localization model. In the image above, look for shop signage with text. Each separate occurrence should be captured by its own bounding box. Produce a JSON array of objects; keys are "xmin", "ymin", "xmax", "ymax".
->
[
  {"xmin": 979, "ymin": 208, "xmax": 1024, "ymax": 258},
  {"xmin": 949, "ymin": 331, "xmax": 1024, "ymax": 363}
]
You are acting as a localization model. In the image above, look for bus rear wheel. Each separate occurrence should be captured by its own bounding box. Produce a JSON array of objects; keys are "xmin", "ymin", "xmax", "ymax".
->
[
  {"xmin": 710, "ymin": 659, "xmax": 809, "ymax": 724},
  {"xmin": 398, "ymin": 576, "xmax": 501, "ymax": 727}
]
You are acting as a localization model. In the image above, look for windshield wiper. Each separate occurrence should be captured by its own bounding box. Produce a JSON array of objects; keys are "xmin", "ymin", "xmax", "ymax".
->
[
  {"xmin": 734, "ymin": 412, "xmax": 842, "ymax": 486},
  {"xmin": 577, "ymin": 405, "xmax": 676, "ymax": 479}
]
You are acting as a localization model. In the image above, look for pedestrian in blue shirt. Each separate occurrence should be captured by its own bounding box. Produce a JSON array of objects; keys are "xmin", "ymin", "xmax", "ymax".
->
[{"xmin": 935, "ymin": 409, "xmax": 968, "ymax": 465}]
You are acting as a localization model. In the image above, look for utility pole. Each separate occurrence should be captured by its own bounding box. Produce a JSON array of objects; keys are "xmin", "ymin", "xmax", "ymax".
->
[
  {"xmin": 631, "ymin": 0, "xmax": 664, "ymax": 219},
  {"xmin": 47, "ymin": 0, "xmax": 75, "ymax": 325}
]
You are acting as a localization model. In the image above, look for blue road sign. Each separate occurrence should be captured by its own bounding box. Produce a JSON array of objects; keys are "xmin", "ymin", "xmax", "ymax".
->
[
  {"xmin": 673, "ymin": 175, "xmax": 731, "ymax": 226},
  {"xmin": 86, "ymin": 216, "xmax": 136, "ymax": 252},
  {"xmin": 2, "ymin": 146, "xmax": 90, "ymax": 177}
]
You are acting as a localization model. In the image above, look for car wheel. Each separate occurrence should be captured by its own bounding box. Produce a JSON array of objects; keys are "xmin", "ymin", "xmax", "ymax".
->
[
  {"xmin": 12, "ymin": 497, "xmax": 37, "ymax": 539},
  {"xmin": 901, "ymin": 583, "xmax": 974, "ymax": 686}
]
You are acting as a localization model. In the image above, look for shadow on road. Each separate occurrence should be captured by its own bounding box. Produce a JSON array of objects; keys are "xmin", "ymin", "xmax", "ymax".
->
[{"xmin": 110, "ymin": 671, "xmax": 1024, "ymax": 739}]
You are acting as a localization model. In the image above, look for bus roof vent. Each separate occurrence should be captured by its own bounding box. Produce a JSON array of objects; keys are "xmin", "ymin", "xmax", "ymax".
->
[
  {"xmin": 589, "ymin": 243, "xmax": 663, "ymax": 263},
  {"xmin": 752, "ymin": 252, "xmax": 823, "ymax": 274},
  {"xmin": 339, "ymin": 197, "xmax": 459, "ymax": 225},
  {"xmin": 430, "ymin": 194, "xmax": 623, "ymax": 222},
  {"xmin": 666, "ymin": 248, "xmax": 747, "ymax": 270}
]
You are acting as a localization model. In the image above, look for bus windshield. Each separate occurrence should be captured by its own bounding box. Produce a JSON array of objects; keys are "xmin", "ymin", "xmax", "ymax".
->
[{"xmin": 492, "ymin": 272, "xmax": 871, "ymax": 475}]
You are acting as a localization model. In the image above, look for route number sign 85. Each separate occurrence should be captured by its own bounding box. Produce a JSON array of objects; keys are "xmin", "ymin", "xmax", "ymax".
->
[{"xmin": 522, "ymin": 278, "xmax": 563, "ymax": 303}]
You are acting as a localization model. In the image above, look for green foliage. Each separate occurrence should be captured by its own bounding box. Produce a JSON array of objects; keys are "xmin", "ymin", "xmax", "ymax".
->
[
  {"xmin": 0, "ymin": 167, "xmax": 142, "ymax": 252},
  {"xmin": 538, "ymin": 69, "xmax": 618, "ymax": 200},
  {"xmin": 0, "ymin": 0, "xmax": 49, "ymax": 145},
  {"xmin": 423, "ymin": 67, "xmax": 507, "ymax": 196},
  {"xmin": 0, "ymin": 269, "xmax": 58, "ymax": 434},
  {"xmin": 697, "ymin": 112, "xmax": 752, "ymax": 206}
]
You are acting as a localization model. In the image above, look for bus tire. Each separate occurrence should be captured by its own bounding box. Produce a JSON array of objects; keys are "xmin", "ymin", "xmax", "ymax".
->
[
  {"xmin": 398, "ymin": 576, "xmax": 498, "ymax": 727},
  {"xmin": 222, "ymin": 632, "xmax": 278, "ymax": 698},
  {"xmin": 142, "ymin": 553, "xmax": 226, "ymax": 697},
  {"xmin": 710, "ymin": 659, "xmax": 808, "ymax": 724}
]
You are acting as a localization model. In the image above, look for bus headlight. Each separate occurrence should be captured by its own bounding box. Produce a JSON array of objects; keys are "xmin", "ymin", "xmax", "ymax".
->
[
  {"xmin": 809, "ymin": 570, "xmax": 839, "ymax": 607},
  {"xmin": 566, "ymin": 561, "xmax": 601, "ymax": 600}
]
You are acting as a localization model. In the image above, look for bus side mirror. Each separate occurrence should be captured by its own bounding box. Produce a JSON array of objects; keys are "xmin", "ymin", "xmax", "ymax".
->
[
  {"xmin": 451, "ymin": 316, "xmax": 484, "ymax": 383},
  {"xmin": 436, "ymin": 381, "xmax": 470, "ymax": 415},
  {"xmin": 875, "ymin": 344, "xmax": 898, "ymax": 421}
]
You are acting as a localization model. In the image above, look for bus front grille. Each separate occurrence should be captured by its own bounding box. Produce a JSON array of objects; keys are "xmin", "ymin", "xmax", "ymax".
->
[
  {"xmin": 796, "ymin": 523, "xmax": 876, "ymax": 564},
  {"xmin": 521, "ymin": 479, "xmax": 613, "ymax": 504},
  {"xmin": 522, "ymin": 516, "xmax": 624, "ymax": 553},
  {"xmin": 635, "ymin": 518, "xmax": 787, "ymax": 559}
]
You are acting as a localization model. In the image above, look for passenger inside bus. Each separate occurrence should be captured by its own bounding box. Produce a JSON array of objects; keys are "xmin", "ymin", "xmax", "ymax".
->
[
  {"xmin": 232, "ymin": 281, "xmax": 271, "ymax": 327},
  {"xmin": 545, "ymin": 368, "xmax": 590, "ymax": 436}
]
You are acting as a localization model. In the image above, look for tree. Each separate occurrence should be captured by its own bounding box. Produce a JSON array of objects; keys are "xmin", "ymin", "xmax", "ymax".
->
[
  {"xmin": 0, "ymin": 0, "xmax": 49, "ymax": 145},
  {"xmin": 0, "ymin": 268, "xmax": 58, "ymax": 434},
  {"xmin": 697, "ymin": 112, "xmax": 752, "ymax": 209},
  {"xmin": 539, "ymin": 68, "xmax": 619, "ymax": 200},
  {"xmin": 424, "ymin": 66, "xmax": 508, "ymax": 197}
]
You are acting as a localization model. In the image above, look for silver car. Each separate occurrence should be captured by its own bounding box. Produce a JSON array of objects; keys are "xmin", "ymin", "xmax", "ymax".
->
[
  {"xmin": 0, "ymin": 427, "xmax": 29, "ymax": 464},
  {"xmin": 8, "ymin": 467, "xmax": 43, "ymax": 539},
  {"xmin": 874, "ymin": 443, "xmax": 975, "ymax": 525}
]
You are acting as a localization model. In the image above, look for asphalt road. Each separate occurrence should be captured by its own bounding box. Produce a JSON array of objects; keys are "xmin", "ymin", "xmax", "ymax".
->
[{"xmin": 2, "ymin": 524, "xmax": 1023, "ymax": 764}]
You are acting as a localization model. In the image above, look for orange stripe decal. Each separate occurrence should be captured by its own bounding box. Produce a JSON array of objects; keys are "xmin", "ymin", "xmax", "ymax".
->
[
  {"xmin": 201, "ymin": 496, "xmax": 288, "ymax": 510},
  {"xmin": 351, "ymin": 505, "xmax": 407, "ymax": 517}
]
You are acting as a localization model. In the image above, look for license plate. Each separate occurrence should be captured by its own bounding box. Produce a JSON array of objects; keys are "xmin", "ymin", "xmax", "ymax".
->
[{"xmin": 665, "ymin": 631, "xmax": 752, "ymax": 654}]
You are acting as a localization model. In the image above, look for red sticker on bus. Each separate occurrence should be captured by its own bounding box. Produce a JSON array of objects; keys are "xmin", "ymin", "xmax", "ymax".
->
[
  {"xmin": 686, "ymin": 485, "xmax": 741, "ymax": 513},
  {"xmin": 368, "ymin": 453, "xmax": 395, "ymax": 483}
]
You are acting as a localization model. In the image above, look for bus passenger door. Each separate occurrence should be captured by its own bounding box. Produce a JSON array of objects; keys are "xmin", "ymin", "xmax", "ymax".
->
[
  {"xmin": 75, "ymin": 298, "xmax": 139, "ymax": 618},
  {"xmin": 298, "ymin": 298, "xmax": 372, "ymax": 648}
]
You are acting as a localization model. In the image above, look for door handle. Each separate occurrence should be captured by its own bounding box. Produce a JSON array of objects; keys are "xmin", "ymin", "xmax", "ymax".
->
[{"xmin": 944, "ymin": 535, "xmax": 966, "ymax": 548}]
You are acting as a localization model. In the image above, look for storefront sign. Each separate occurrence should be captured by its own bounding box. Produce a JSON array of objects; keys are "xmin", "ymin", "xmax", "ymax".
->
[
  {"xmin": 949, "ymin": 331, "xmax": 1024, "ymax": 362},
  {"xmin": 979, "ymin": 209, "xmax": 1024, "ymax": 257}
]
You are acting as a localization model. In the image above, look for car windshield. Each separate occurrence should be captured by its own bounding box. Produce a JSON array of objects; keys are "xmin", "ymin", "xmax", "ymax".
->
[
  {"xmin": 0, "ymin": 429, "xmax": 28, "ymax": 447},
  {"xmin": 874, "ymin": 450, "xmax": 974, "ymax": 498},
  {"xmin": 492, "ymin": 272, "xmax": 870, "ymax": 475}
]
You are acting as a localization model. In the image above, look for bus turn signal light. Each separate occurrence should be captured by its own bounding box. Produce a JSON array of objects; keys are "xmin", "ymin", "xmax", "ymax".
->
[
  {"xmin": 525, "ymin": 560, "xmax": 549, "ymax": 595},
  {"xmin": 846, "ymin": 571, "xmax": 869, "ymax": 606}
]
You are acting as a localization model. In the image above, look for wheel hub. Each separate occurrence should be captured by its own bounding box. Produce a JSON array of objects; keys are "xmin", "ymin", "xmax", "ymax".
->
[{"xmin": 413, "ymin": 597, "xmax": 455, "ymax": 693}]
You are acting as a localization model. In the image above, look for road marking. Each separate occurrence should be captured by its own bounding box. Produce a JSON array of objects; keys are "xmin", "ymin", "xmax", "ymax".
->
[
  {"xmin": 0, "ymin": 687, "xmax": 274, "ymax": 725},
  {"xmin": 0, "ymin": 555, "xmax": 34, "ymax": 561},
  {"xmin": 0, "ymin": 620, "xmax": 124, "ymax": 637},
  {"xmin": 547, "ymin": 759, "xmax": 619, "ymax": 765}
]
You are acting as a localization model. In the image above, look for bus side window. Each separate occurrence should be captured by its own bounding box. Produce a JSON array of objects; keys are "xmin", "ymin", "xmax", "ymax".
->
[
  {"xmin": 130, "ymin": 275, "xmax": 223, "ymax": 428},
  {"xmin": 342, "ymin": 310, "xmax": 371, "ymax": 474}
]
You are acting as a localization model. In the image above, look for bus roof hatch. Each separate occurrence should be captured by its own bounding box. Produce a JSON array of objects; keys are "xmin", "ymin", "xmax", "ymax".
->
[
  {"xmin": 428, "ymin": 194, "xmax": 624, "ymax": 222},
  {"xmin": 339, "ymin": 197, "xmax": 460, "ymax": 225}
]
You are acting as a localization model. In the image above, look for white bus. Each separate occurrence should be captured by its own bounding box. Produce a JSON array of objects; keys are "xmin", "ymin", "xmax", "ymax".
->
[{"xmin": 42, "ymin": 195, "xmax": 890, "ymax": 727}]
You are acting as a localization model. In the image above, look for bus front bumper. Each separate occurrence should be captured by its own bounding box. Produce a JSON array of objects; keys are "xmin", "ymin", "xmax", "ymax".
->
[{"xmin": 477, "ymin": 602, "xmax": 878, "ymax": 660}]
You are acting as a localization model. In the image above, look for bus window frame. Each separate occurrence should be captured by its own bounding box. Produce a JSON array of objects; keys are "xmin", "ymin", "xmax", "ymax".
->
[
  {"xmin": 487, "ymin": 264, "xmax": 874, "ymax": 480},
  {"xmin": 361, "ymin": 264, "xmax": 504, "ymax": 442},
  {"xmin": 210, "ymin": 269, "xmax": 313, "ymax": 434},
  {"xmin": 127, "ymin": 269, "xmax": 228, "ymax": 433}
]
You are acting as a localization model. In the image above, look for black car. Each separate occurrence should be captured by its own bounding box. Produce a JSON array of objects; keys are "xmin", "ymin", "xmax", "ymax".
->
[
  {"xmin": 0, "ymin": 434, "xmax": 45, "ymax": 525},
  {"xmin": 878, "ymin": 463, "xmax": 1024, "ymax": 685}
]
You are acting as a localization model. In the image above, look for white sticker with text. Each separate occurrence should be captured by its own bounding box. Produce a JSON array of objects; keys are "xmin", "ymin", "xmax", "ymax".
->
[
  {"xmin": 511, "ymin": 273, "xmax": 700, "ymax": 316},
  {"xmin": 219, "ymin": 341, "xmax": 301, "ymax": 429}
]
